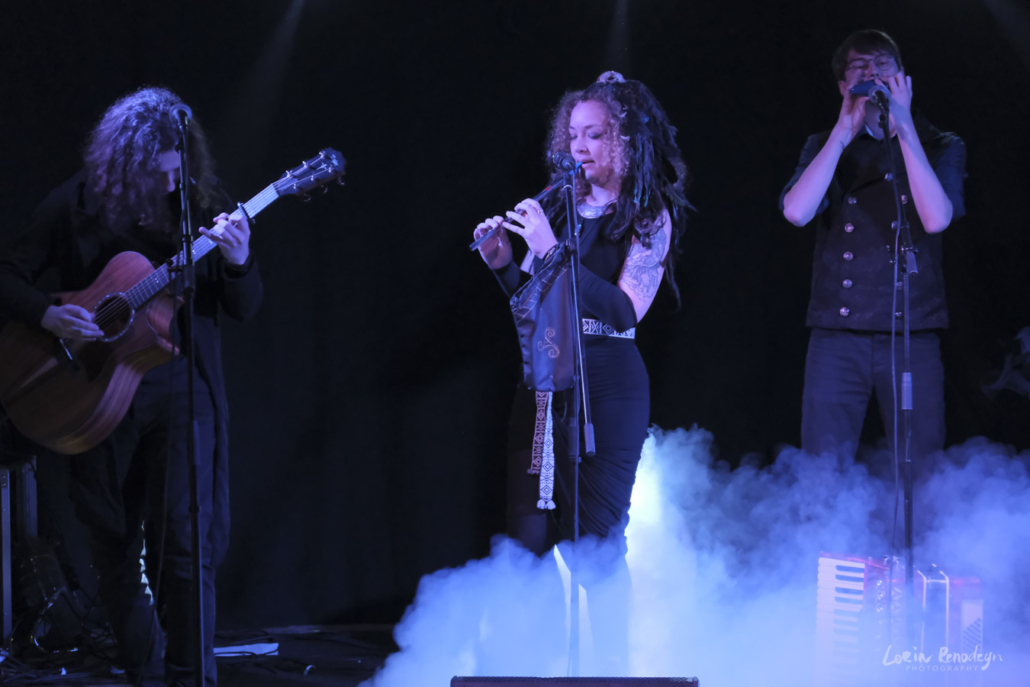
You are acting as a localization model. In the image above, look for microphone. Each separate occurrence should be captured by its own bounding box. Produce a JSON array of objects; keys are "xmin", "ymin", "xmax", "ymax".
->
[
  {"xmin": 849, "ymin": 80, "xmax": 890, "ymax": 107},
  {"xmin": 469, "ymin": 182, "xmax": 562, "ymax": 252},
  {"xmin": 169, "ymin": 103, "xmax": 193, "ymax": 126},
  {"xmin": 551, "ymin": 150, "xmax": 581, "ymax": 172}
]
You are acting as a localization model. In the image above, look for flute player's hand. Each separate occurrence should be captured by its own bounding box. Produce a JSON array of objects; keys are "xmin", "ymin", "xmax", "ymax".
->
[{"xmin": 473, "ymin": 215, "xmax": 513, "ymax": 269}]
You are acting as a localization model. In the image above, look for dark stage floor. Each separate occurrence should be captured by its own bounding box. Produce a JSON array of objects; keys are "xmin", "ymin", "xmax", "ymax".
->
[{"xmin": 0, "ymin": 625, "xmax": 396, "ymax": 686}]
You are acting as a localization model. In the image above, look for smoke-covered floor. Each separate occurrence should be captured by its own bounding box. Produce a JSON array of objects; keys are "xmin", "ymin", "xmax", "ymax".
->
[
  {"xmin": 362, "ymin": 427, "xmax": 1030, "ymax": 687},
  {"xmin": 5, "ymin": 427, "xmax": 1028, "ymax": 687}
]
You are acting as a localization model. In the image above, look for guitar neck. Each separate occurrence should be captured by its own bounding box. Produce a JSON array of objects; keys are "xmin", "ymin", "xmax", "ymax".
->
[{"xmin": 126, "ymin": 184, "xmax": 279, "ymax": 309}]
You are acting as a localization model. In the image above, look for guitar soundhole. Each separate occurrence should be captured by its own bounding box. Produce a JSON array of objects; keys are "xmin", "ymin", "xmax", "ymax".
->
[{"xmin": 93, "ymin": 293, "xmax": 135, "ymax": 343}]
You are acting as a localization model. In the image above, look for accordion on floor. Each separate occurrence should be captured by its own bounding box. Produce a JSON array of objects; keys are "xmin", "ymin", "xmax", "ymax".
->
[
  {"xmin": 916, "ymin": 566, "xmax": 984, "ymax": 659},
  {"xmin": 816, "ymin": 553, "xmax": 906, "ymax": 685},
  {"xmin": 816, "ymin": 553, "xmax": 984, "ymax": 686}
]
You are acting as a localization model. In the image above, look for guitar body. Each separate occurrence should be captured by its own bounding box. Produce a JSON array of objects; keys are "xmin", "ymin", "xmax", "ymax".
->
[{"xmin": 0, "ymin": 252, "xmax": 178, "ymax": 455}]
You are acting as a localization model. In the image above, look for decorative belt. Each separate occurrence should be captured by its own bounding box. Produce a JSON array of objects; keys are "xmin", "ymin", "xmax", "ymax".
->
[{"xmin": 582, "ymin": 318, "xmax": 635, "ymax": 339}]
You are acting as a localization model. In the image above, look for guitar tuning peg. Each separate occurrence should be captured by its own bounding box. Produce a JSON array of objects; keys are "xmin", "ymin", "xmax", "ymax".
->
[
  {"xmin": 337, "ymin": 178, "xmax": 346, "ymax": 185},
  {"xmin": 300, "ymin": 194, "xmax": 311, "ymax": 203},
  {"xmin": 321, "ymin": 186, "xmax": 329, "ymax": 194}
]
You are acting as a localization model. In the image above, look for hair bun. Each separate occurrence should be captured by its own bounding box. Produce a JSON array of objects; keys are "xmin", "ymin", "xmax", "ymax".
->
[{"xmin": 597, "ymin": 71, "xmax": 626, "ymax": 84}]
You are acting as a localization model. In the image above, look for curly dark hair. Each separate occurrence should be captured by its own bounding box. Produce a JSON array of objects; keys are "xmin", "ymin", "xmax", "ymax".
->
[
  {"xmin": 83, "ymin": 86, "xmax": 218, "ymax": 234},
  {"xmin": 544, "ymin": 73, "xmax": 692, "ymax": 302}
]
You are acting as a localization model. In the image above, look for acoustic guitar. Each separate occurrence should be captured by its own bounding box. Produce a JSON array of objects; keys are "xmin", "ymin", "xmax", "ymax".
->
[{"xmin": 0, "ymin": 149, "xmax": 346, "ymax": 455}]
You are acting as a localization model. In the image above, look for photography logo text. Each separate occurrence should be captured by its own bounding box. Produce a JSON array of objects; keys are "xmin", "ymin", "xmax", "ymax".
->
[{"xmin": 882, "ymin": 645, "xmax": 1002, "ymax": 672}]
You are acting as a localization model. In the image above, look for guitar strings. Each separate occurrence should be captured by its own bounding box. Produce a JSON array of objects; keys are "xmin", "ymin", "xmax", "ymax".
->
[
  {"xmin": 86, "ymin": 185, "xmax": 280, "ymax": 333},
  {"xmin": 90, "ymin": 263, "xmax": 174, "ymax": 330},
  {"xmin": 87, "ymin": 229, "xmax": 232, "ymax": 331},
  {"xmin": 89, "ymin": 235, "xmax": 207, "ymax": 330}
]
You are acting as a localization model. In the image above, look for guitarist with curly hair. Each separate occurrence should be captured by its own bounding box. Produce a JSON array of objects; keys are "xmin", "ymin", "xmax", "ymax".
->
[{"xmin": 0, "ymin": 86, "xmax": 263, "ymax": 686}]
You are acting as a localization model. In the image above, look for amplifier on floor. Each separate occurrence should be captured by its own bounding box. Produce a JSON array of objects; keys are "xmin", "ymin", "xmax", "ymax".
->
[
  {"xmin": 1, "ymin": 454, "xmax": 37, "ymax": 641},
  {"xmin": 451, "ymin": 679, "xmax": 698, "ymax": 686},
  {"xmin": 1, "ymin": 467, "xmax": 11, "ymax": 639}
]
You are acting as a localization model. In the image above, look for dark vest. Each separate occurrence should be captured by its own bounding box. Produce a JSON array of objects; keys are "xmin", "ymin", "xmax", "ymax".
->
[{"xmin": 807, "ymin": 119, "xmax": 959, "ymax": 331}]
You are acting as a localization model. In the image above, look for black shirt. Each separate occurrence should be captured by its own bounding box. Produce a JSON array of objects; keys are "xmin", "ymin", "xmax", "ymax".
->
[{"xmin": 780, "ymin": 114, "xmax": 967, "ymax": 331}]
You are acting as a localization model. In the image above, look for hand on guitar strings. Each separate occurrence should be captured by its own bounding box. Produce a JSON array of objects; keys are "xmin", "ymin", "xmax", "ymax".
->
[
  {"xmin": 199, "ymin": 212, "xmax": 251, "ymax": 266},
  {"xmin": 41, "ymin": 304, "xmax": 103, "ymax": 341}
]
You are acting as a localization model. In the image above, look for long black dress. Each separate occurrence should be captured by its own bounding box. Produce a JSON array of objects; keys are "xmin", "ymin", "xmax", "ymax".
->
[
  {"xmin": 488, "ymin": 210, "xmax": 651, "ymax": 673},
  {"xmin": 495, "ymin": 211, "xmax": 649, "ymax": 557}
]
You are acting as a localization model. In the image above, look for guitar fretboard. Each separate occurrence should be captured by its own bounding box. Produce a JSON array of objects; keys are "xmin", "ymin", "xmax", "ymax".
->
[{"xmin": 125, "ymin": 184, "xmax": 279, "ymax": 309}]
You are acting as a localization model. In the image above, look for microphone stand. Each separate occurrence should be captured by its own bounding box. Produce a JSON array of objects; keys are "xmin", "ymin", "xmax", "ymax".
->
[
  {"xmin": 874, "ymin": 93, "xmax": 919, "ymax": 647},
  {"xmin": 561, "ymin": 166, "xmax": 596, "ymax": 678},
  {"xmin": 172, "ymin": 109, "xmax": 207, "ymax": 687}
]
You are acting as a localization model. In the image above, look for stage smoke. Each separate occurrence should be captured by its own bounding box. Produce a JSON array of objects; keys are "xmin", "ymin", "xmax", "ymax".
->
[{"xmin": 362, "ymin": 427, "xmax": 1030, "ymax": 686}]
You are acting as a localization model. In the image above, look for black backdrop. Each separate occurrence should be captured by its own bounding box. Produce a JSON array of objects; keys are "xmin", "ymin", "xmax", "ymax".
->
[{"xmin": 2, "ymin": 0, "xmax": 1028, "ymax": 629}]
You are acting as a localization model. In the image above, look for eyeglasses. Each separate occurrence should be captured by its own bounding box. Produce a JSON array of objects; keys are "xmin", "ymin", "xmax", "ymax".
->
[{"xmin": 845, "ymin": 55, "xmax": 898, "ymax": 73}]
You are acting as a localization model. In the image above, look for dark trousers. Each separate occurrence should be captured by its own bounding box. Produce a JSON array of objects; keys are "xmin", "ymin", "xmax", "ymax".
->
[
  {"xmin": 69, "ymin": 364, "xmax": 218, "ymax": 686},
  {"xmin": 801, "ymin": 328, "xmax": 946, "ymax": 461}
]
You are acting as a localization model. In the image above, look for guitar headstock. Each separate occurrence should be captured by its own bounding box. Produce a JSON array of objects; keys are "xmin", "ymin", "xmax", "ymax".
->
[{"xmin": 274, "ymin": 148, "xmax": 347, "ymax": 199}]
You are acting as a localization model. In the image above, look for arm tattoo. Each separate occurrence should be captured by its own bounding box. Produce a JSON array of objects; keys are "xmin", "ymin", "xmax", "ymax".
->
[{"xmin": 621, "ymin": 227, "xmax": 667, "ymax": 302}]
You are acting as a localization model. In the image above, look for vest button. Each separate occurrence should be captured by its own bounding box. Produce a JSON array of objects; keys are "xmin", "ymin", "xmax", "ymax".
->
[
  {"xmin": 901, "ymin": 194, "xmax": 908, "ymax": 204},
  {"xmin": 848, "ymin": 196, "xmax": 857, "ymax": 205},
  {"xmin": 840, "ymin": 307, "xmax": 851, "ymax": 317},
  {"xmin": 843, "ymin": 279, "xmax": 853, "ymax": 289},
  {"xmin": 843, "ymin": 251, "xmax": 854, "ymax": 261},
  {"xmin": 844, "ymin": 222, "xmax": 855, "ymax": 233}
]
